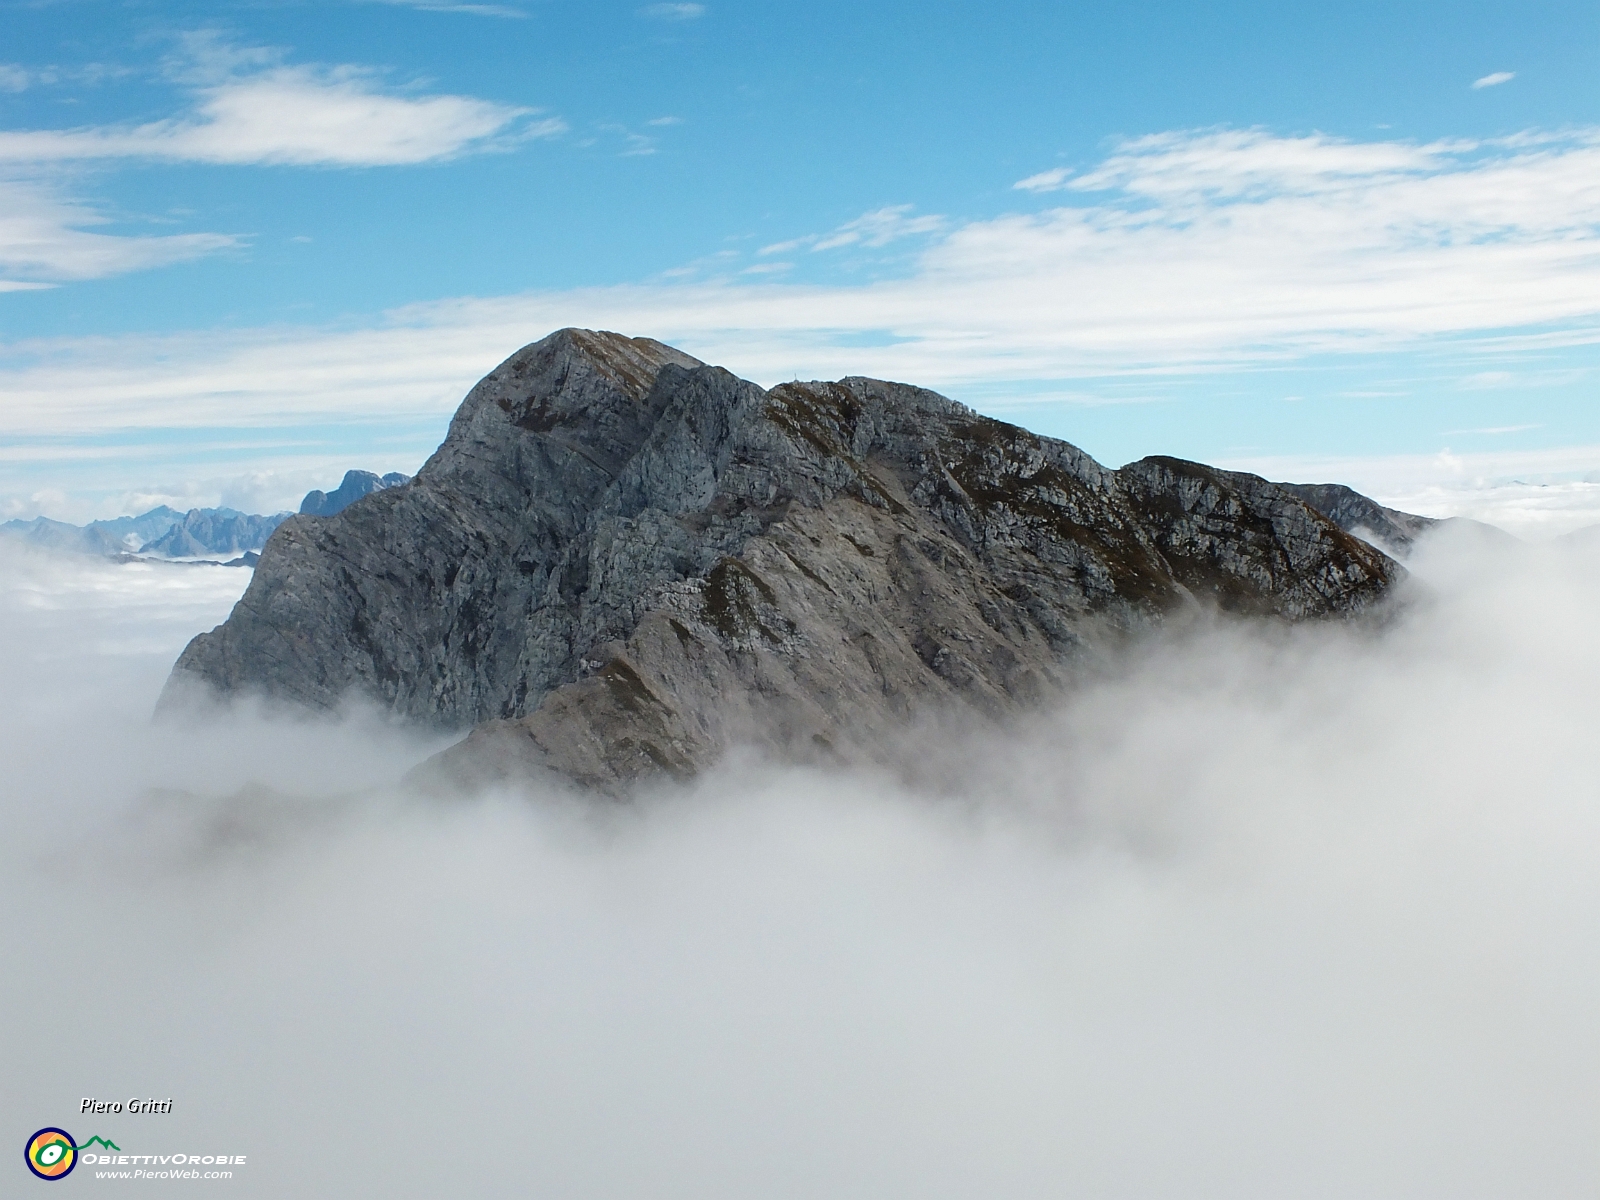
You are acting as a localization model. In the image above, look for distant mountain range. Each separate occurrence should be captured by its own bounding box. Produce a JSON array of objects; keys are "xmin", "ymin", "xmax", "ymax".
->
[
  {"xmin": 1, "ymin": 505, "xmax": 287, "ymax": 561},
  {"xmin": 1, "ymin": 468, "xmax": 411, "ymax": 562}
]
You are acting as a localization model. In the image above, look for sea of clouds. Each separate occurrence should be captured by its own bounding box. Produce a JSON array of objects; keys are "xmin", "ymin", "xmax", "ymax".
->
[{"xmin": 3, "ymin": 525, "xmax": 1599, "ymax": 1198}]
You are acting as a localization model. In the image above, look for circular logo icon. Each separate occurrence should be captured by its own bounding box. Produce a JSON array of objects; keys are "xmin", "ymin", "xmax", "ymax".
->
[{"xmin": 25, "ymin": 1129, "xmax": 77, "ymax": 1181}]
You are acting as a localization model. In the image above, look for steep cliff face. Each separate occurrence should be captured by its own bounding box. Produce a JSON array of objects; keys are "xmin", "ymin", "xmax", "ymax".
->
[{"xmin": 165, "ymin": 329, "xmax": 1400, "ymax": 790}]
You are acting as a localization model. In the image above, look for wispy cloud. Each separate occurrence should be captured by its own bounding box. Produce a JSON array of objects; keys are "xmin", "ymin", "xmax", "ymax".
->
[
  {"xmin": 0, "ymin": 62, "xmax": 133, "ymax": 93},
  {"xmin": 368, "ymin": 0, "xmax": 528, "ymax": 15},
  {"xmin": 1013, "ymin": 166, "xmax": 1071, "ymax": 193},
  {"xmin": 1473, "ymin": 71, "xmax": 1516, "ymax": 89},
  {"xmin": 1068, "ymin": 127, "xmax": 1454, "ymax": 198},
  {"xmin": 759, "ymin": 205, "xmax": 945, "ymax": 255},
  {"xmin": 597, "ymin": 123, "xmax": 662, "ymax": 156},
  {"xmin": 813, "ymin": 206, "xmax": 944, "ymax": 250},
  {"xmin": 0, "ymin": 38, "xmax": 555, "ymax": 167},
  {"xmin": 0, "ymin": 180, "xmax": 240, "ymax": 286},
  {"xmin": 639, "ymin": 3, "xmax": 706, "ymax": 19},
  {"xmin": 647, "ymin": 116, "xmax": 684, "ymax": 127},
  {"xmin": 1459, "ymin": 367, "xmax": 1590, "ymax": 391},
  {"xmin": 0, "ymin": 39, "xmax": 550, "ymax": 288}
]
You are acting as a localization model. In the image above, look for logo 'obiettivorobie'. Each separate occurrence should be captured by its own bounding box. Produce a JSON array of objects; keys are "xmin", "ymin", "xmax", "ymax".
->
[
  {"xmin": 25, "ymin": 1126, "xmax": 248, "ymax": 1182},
  {"xmin": 25, "ymin": 1129, "xmax": 75, "ymax": 1181},
  {"xmin": 24, "ymin": 1130, "xmax": 120, "ymax": 1182}
]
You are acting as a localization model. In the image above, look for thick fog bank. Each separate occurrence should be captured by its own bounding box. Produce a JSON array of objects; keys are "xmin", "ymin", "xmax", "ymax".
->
[{"xmin": 3, "ymin": 530, "xmax": 1599, "ymax": 1198}]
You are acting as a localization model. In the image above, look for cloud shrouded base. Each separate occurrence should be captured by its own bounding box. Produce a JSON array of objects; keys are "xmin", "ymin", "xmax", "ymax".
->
[{"xmin": 2, "ymin": 529, "xmax": 1599, "ymax": 1196}]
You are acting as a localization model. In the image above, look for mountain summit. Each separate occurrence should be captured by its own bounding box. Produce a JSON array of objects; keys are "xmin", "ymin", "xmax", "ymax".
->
[{"xmin": 164, "ymin": 329, "xmax": 1400, "ymax": 790}]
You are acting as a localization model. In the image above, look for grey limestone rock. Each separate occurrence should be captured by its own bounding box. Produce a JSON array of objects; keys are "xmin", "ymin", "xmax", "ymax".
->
[{"xmin": 164, "ymin": 329, "xmax": 1402, "ymax": 792}]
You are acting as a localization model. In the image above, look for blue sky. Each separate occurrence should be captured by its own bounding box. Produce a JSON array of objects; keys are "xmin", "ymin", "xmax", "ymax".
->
[{"xmin": 3, "ymin": 0, "xmax": 1599, "ymax": 521}]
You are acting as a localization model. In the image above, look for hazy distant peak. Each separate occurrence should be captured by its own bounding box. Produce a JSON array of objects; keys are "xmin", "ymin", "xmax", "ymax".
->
[
  {"xmin": 299, "ymin": 469, "xmax": 412, "ymax": 517},
  {"xmin": 1, "ymin": 504, "xmax": 286, "ymax": 559}
]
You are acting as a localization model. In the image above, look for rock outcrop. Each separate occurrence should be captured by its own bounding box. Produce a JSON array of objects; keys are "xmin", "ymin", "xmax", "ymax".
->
[{"xmin": 164, "ymin": 329, "xmax": 1402, "ymax": 791}]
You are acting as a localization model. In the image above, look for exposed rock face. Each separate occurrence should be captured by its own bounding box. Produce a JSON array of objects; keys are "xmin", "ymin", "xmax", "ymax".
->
[
  {"xmin": 165, "ymin": 329, "xmax": 1401, "ymax": 791},
  {"xmin": 300, "ymin": 470, "xmax": 411, "ymax": 517}
]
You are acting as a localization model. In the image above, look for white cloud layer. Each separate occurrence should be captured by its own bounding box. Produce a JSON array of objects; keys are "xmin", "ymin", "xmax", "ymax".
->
[
  {"xmin": 3, "ymin": 526, "xmax": 1600, "ymax": 1195},
  {"xmin": 1473, "ymin": 71, "xmax": 1516, "ymax": 89},
  {"xmin": 8, "ymin": 127, "xmax": 1600, "ymax": 425},
  {"xmin": 0, "ymin": 43, "xmax": 552, "ymax": 167}
]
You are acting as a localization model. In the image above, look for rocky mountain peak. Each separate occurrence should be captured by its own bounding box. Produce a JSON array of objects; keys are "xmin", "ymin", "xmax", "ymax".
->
[
  {"xmin": 164, "ymin": 329, "xmax": 1401, "ymax": 792},
  {"xmin": 455, "ymin": 327, "xmax": 703, "ymax": 442}
]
